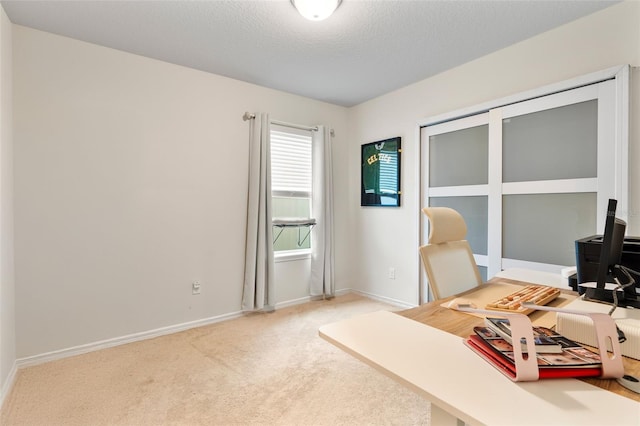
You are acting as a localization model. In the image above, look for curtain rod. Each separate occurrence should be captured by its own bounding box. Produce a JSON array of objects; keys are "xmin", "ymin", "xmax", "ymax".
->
[
  {"xmin": 242, "ymin": 112, "xmax": 318, "ymax": 132},
  {"xmin": 271, "ymin": 120, "xmax": 318, "ymax": 132}
]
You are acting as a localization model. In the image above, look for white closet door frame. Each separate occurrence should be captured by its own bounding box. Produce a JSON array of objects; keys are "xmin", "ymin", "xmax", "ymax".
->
[
  {"xmin": 497, "ymin": 79, "xmax": 623, "ymax": 274},
  {"xmin": 487, "ymin": 109, "xmax": 502, "ymax": 277},
  {"xmin": 419, "ymin": 113, "xmax": 489, "ymax": 302},
  {"xmin": 499, "ymin": 81, "xmax": 622, "ymax": 226},
  {"xmin": 417, "ymin": 66, "xmax": 629, "ymax": 303}
]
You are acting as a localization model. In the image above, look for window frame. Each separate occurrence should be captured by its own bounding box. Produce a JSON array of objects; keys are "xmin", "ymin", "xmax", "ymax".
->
[{"xmin": 270, "ymin": 126, "xmax": 314, "ymax": 261}]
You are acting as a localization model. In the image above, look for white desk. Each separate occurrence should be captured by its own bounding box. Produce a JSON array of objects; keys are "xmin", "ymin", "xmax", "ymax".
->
[{"xmin": 319, "ymin": 310, "xmax": 640, "ymax": 426}]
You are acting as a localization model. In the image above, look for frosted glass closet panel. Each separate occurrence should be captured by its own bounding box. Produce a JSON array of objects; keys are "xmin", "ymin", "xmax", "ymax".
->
[
  {"xmin": 503, "ymin": 193, "xmax": 597, "ymax": 266},
  {"xmin": 429, "ymin": 196, "xmax": 488, "ymax": 255},
  {"xmin": 503, "ymin": 100, "xmax": 597, "ymax": 182},
  {"xmin": 429, "ymin": 125, "xmax": 488, "ymax": 187}
]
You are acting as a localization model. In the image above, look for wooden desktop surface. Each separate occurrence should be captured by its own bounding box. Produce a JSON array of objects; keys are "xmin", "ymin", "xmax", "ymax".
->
[{"xmin": 398, "ymin": 276, "xmax": 640, "ymax": 402}]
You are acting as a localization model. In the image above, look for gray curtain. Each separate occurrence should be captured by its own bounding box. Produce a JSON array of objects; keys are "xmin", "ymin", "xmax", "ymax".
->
[
  {"xmin": 242, "ymin": 113, "xmax": 275, "ymax": 312},
  {"xmin": 310, "ymin": 125, "xmax": 335, "ymax": 298}
]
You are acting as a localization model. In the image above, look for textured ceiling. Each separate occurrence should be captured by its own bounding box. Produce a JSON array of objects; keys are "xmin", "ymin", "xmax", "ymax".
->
[{"xmin": 1, "ymin": 0, "xmax": 618, "ymax": 107}]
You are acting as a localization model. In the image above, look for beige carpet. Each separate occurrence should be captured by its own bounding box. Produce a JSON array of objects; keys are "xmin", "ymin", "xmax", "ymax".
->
[{"xmin": 1, "ymin": 293, "xmax": 430, "ymax": 425}]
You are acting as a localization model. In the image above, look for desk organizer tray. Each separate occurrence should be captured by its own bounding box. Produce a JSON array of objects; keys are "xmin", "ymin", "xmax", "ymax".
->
[{"xmin": 485, "ymin": 285, "xmax": 560, "ymax": 315}]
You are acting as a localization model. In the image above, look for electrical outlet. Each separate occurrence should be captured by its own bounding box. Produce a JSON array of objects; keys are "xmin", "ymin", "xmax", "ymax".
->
[
  {"xmin": 192, "ymin": 281, "xmax": 201, "ymax": 295},
  {"xmin": 388, "ymin": 267, "xmax": 396, "ymax": 280}
]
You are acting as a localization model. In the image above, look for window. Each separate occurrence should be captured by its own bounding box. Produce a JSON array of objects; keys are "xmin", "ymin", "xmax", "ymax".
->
[{"xmin": 270, "ymin": 126, "xmax": 313, "ymax": 253}]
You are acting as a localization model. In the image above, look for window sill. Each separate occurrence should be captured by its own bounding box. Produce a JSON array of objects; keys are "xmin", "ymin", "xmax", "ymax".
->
[{"xmin": 274, "ymin": 249, "xmax": 311, "ymax": 263}]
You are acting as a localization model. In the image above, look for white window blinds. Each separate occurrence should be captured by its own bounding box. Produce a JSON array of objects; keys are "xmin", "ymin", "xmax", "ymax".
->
[
  {"xmin": 271, "ymin": 130, "xmax": 312, "ymax": 196},
  {"xmin": 379, "ymin": 151, "xmax": 399, "ymax": 194}
]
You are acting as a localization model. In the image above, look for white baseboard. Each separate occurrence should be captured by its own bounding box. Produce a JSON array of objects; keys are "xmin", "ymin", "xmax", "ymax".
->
[
  {"xmin": 17, "ymin": 294, "xmax": 345, "ymax": 369},
  {"xmin": 348, "ymin": 289, "xmax": 417, "ymax": 310},
  {"xmin": 274, "ymin": 289, "xmax": 414, "ymax": 311},
  {"xmin": 0, "ymin": 361, "xmax": 17, "ymax": 410},
  {"xmin": 275, "ymin": 295, "xmax": 313, "ymax": 309},
  {"xmin": 3, "ymin": 290, "xmax": 404, "ymax": 411},
  {"xmin": 275, "ymin": 289, "xmax": 359, "ymax": 308},
  {"xmin": 2, "ymin": 289, "xmax": 412, "ymax": 410},
  {"xmin": 14, "ymin": 289, "xmax": 413, "ymax": 370},
  {"xmin": 16, "ymin": 310, "xmax": 244, "ymax": 369}
]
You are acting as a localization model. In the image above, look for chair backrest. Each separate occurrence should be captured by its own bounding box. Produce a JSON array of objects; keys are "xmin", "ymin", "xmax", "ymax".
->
[{"xmin": 420, "ymin": 207, "xmax": 482, "ymax": 300}]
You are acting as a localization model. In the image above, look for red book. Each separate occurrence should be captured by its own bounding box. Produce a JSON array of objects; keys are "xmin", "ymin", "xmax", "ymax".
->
[{"xmin": 465, "ymin": 332, "xmax": 602, "ymax": 381}]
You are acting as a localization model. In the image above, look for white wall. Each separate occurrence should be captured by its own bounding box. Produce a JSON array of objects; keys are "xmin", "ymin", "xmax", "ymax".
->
[
  {"xmin": 348, "ymin": 1, "xmax": 640, "ymax": 306},
  {"xmin": 13, "ymin": 26, "xmax": 348, "ymax": 358},
  {"xmin": 10, "ymin": 0, "xmax": 640, "ymax": 362},
  {"xmin": 0, "ymin": 4, "xmax": 14, "ymax": 401},
  {"xmin": 275, "ymin": 257, "xmax": 312, "ymax": 306}
]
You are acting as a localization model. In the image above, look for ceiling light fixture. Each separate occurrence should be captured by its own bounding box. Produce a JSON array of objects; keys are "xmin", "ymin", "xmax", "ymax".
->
[{"xmin": 291, "ymin": 0, "xmax": 342, "ymax": 21}]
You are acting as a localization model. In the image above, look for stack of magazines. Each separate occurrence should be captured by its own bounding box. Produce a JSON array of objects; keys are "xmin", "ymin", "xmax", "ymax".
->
[{"xmin": 465, "ymin": 317, "xmax": 603, "ymax": 380}]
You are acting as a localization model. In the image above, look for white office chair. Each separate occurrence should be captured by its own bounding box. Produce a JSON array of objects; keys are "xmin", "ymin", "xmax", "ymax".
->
[{"xmin": 419, "ymin": 207, "xmax": 483, "ymax": 300}]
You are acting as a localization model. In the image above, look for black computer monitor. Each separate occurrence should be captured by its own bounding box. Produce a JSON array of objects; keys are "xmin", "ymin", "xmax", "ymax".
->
[{"xmin": 583, "ymin": 199, "xmax": 639, "ymax": 308}]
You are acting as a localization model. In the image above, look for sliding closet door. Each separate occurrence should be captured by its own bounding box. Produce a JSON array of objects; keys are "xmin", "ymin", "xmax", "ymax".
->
[
  {"xmin": 420, "ymin": 76, "xmax": 627, "ymax": 301},
  {"xmin": 420, "ymin": 113, "xmax": 490, "ymax": 301},
  {"xmin": 498, "ymin": 82, "xmax": 616, "ymax": 273}
]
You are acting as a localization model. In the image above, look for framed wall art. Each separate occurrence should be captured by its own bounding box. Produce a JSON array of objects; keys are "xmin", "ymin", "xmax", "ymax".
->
[{"xmin": 361, "ymin": 137, "xmax": 401, "ymax": 207}]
